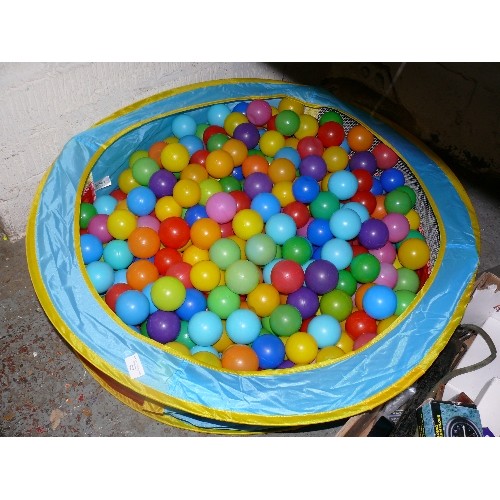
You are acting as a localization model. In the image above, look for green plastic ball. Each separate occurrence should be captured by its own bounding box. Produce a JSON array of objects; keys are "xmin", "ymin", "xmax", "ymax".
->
[
  {"xmin": 207, "ymin": 286, "xmax": 241, "ymax": 319},
  {"xmin": 281, "ymin": 236, "xmax": 313, "ymax": 265},
  {"xmin": 384, "ymin": 189, "xmax": 413, "ymax": 215},
  {"xmin": 319, "ymin": 289, "xmax": 353, "ymax": 322},
  {"xmin": 394, "ymin": 267, "xmax": 420, "ymax": 293},
  {"xmin": 269, "ymin": 304, "xmax": 302, "ymax": 337},
  {"xmin": 245, "ymin": 234, "xmax": 278, "ymax": 266},
  {"xmin": 225, "ymin": 259, "xmax": 260, "ymax": 295},
  {"xmin": 350, "ymin": 253, "xmax": 381, "ymax": 284},
  {"xmin": 80, "ymin": 202, "xmax": 97, "ymax": 229},
  {"xmin": 209, "ymin": 238, "xmax": 241, "ymax": 270},
  {"xmin": 336, "ymin": 269, "xmax": 358, "ymax": 296},
  {"xmin": 319, "ymin": 110, "xmax": 343, "ymax": 126},
  {"xmin": 309, "ymin": 191, "xmax": 341, "ymax": 219},
  {"xmin": 395, "ymin": 290, "xmax": 417, "ymax": 316},
  {"xmin": 275, "ymin": 110, "xmax": 301, "ymax": 136}
]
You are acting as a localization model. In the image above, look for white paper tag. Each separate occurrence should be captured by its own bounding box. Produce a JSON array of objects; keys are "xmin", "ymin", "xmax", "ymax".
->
[
  {"xmin": 125, "ymin": 353, "xmax": 145, "ymax": 379},
  {"xmin": 94, "ymin": 175, "xmax": 112, "ymax": 191}
]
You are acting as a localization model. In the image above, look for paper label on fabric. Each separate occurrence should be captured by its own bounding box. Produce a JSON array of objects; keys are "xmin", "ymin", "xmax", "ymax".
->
[
  {"xmin": 125, "ymin": 353, "xmax": 145, "ymax": 379},
  {"xmin": 94, "ymin": 176, "xmax": 112, "ymax": 191}
]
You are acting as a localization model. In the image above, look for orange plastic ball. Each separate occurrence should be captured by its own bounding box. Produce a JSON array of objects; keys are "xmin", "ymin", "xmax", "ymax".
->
[
  {"xmin": 246, "ymin": 283, "xmax": 281, "ymax": 318},
  {"xmin": 190, "ymin": 218, "xmax": 222, "ymax": 250},
  {"xmin": 242, "ymin": 155, "xmax": 269, "ymax": 177},
  {"xmin": 127, "ymin": 227, "xmax": 161, "ymax": 259},
  {"xmin": 347, "ymin": 125, "xmax": 374, "ymax": 152},
  {"xmin": 222, "ymin": 138, "xmax": 248, "ymax": 167},
  {"xmin": 205, "ymin": 149, "xmax": 235, "ymax": 179},
  {"xmin": 148, "ymin": 141, "xmax": 166, "ymax": 166},
  {"xmin": 180, "ymin": 163, "xmax": 209, "ymax": 183},
  {"xmin": 371, "ymin": 195, "xmax": 389, "ymax": 220},
  {"xmin": 285, "ymin": 331, "xmax": 318, "ymax": 365},
  {"xmin": 221, "ymin": 344, "xmax": 259, "ymax": 372},
  {"xmin": 268, "ymin": 158, "xmax": 297, "ymax": 183},
  {"xmin": 126, "ymin": 259, "xmax": 159, "ymax": 291}
]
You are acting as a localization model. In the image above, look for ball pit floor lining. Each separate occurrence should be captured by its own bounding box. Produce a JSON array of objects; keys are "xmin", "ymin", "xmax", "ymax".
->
[{"xmin": 27, "ymin": 79, "xmax": 480, "ymax": 433}]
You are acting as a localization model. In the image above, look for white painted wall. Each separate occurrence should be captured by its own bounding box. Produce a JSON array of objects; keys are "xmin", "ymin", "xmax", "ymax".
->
[{"xmin": 0, "ymin": 62, "xmax": 288, "ymax": 241}]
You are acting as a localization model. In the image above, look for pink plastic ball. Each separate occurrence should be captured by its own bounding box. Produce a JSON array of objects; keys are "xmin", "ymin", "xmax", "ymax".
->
[
  {"xmin": 383, "ymin": 213, "xmax": 410, "ymax": 243},
  {"xmin": 246, "ymin": 100, "xmax": 272, "ymax": 126},
  {"xmin": 297, "ymin": 217, "xmax": 314, "ymax": 237},
  {"xmin": 137, "ymin": 214, "xmax": 160, "ymax": 232},
  {"xmin": 369, "ymin": 241, "xmax": 397, "ymax": 264},
  {"xmin": 87, "ymin": 214, "xmax": 113, "ymax": 243},
  {"xmin": 374, "ymin": 262, "xmax": 398, "ymax": 288},
  {"xmin": 205, "ymin": 192, "xmax": 237, "ymax": 224}
]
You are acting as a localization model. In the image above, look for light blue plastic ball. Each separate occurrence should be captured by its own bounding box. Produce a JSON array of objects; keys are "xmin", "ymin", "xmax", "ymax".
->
[
  {"xmin": 179, "ymin": 134, "xmax": 204, "ymax": 156},
  {"xmin": 327, "ymin": 170, "xmax": 358, "ymax": 200},
  {"xmin": 250, "ymin": 192, "xmax": 282, "ymax": 222},
  {"xmin": 329, "ymin": 207, "xmax": 362, "ymax": 240},
  {"xmin": 86, "ymin": 260, "xmax": 116, "ymax": 294},
  {"xmin": 93, "ymin": 194, "xmax": 118, "ymax": 215},
  {"xmin": 265, "ymin": 213, "xmax": 297, "ymax": 245},
  {"xmin": 103, "ymin": 239, "xmax": 134, "ymax": 270},
  {"xmin": 115, "ymin": 289, "xmax": 150, "ymax": 326},
  {"xmin": 187, "ymin": 310, "xmax": 223, "ymax": 347},
  {"xmin": 171, "ymin": 114, "xmax": 197, "ymax": 138},
  {"xmin": 341, "ymin": 201, "xmax": 370, "ymax": 223},
  {"xmin": 263, "ymin": 258, "xmax": 282, "ymax": 284},
  {"xmin": 275, "ymin": 146, "xmax": 301, "ymax": 168},
  {"xmin": 207, "ymin": 103, "xmax": 231, "ymax": 127},
  {"xmin": 320, "ymin": 238, "xmax": 353, "ymax": 270},
  {"xmin": 126, "ymin": 186, "xmax": 157, "ymax": 216},
  {"xmin": 226, "ymin": 309, "xmax": 262, "ymax": 344},
  {"xmin": 80, "ymin": 233, "xmax": 104, "ymax": 264},
  {"xmin": 307, "ymin": 315, "xmax": 342, "ymax": 348}
]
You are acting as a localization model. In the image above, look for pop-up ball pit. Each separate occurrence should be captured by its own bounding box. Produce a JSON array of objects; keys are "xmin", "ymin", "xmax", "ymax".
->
[{"xmin": 27, "ymin": 79, "xmax": 480, "ymax": 434}]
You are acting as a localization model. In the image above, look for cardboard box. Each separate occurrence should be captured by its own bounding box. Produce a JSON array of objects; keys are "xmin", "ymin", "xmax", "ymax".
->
[{"xmin": 442, "ymin": 272, "xmax": 500, "ymax": 402}]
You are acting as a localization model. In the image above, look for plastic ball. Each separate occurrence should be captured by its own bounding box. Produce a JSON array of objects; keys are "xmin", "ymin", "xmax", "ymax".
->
[
  {"xmin": 164, "ymin": 261, "xmax": 192, "ymax": 289},
  {"xmin": 322, "ymin": 146, "xmax": 349, "ymax": 173},
  {"xmin": 297, "ymin": 136, "xmax": 323, "ymax": 158},
  {"xmin": 224, "ymin": 111, "xmax": 248, "ymax": 136},
  {"xmin": 335, "ymin": 269, "xmax": 357, "ymax": 296},
  {"xmin": 327, "ymin": 170, "xmax": 358, "ymax": 200},
  {"xmin": 146, "ymin": 310, "xmax": 181, "ymax": 344},
  {"xmin": 190, "ymin": 260, "xmax": 221, "ymax": 292},
  {"xmin": 207, "ymin": 133, "xmax": 229, "ymax": 152},
  {"xmin": 275, "ymin": 146, "xmax": 301, "ymax": 168},
  {"xmin": 265, "ymin": 213, "xmax": 296, "ymax": 245},
  {"xmin": 166, "ymin": 341, "xmax": 191, "ymax": 357},
  {"xmin": 251, "ymin": 333, "xmax": 285, "ymax": 369},
  {"xmin": 176, "ymin": 288, "xmax": 207, "ymax": 321},
  {"xmin": 350, "ymin": 253, "xmax": 381, "ymax": 284},
  {"xmin": 319, "ymin": 289, "xmax": 353, "ymax": 322},
  {"xmin": 304, "ymin": 259, "xmax": 338, "ymax": 295},
  {"xmin": 394, "ymin": 267, "xmax": 420, "ymax": 293},
  {"xmin": 372, "ymin": 142, "xmax": 399, "ymax": 170},
  {"xmin": 231, "ymin": 208, "xmax": 264, "ymax": 241},
  {"xmin": 291, "ymin": 175, "xmax": 320, "ymax": 204},
  {"xmin": 225, "ymin": 259, "xmax": 260, "ymax": 295},
  {"xmin": 374, "ymin": 262, "xmax": 398, "ymax": 288},
  {"xmin": 384, "ymin": 189, "xmax": 413, "ymax": 215},
  {"xmin": 192, "ymin": 351, "xmax": 222, "ymax": 368},
  {"xmin": 347, "ymin": 125, "xmax": 374, "ymax": 152},
  {"xmin": 270, "ymin": 259, "xmax": 305, "ymax": 295},
  {"xmin": 319, "ymin": 110, "xmax": 343, "ymax": 126},
  {"xmin": 187, "ymin": 310, "xmax": 223, "ymax": 347},
  {"xmin": 269, "ymin": 304, "xmax": 303, "ymax": 337},
  {"xmin": 160, "ymin": 143, "xmax": 190, "ymax": 172},
  {"xmin": 244, "ymin": 172, "xmax": 273, "ymax": 199},
  {"xmin": 353, "ymin": 333, "xmax": 378, "ymax": 350},
  {"xmin": 115, "ymin": 289, "xmax": 150, "ymax": 326},
  {"xmin": 233, "ymin": 122, "xmax": 261, "ymax": 150},
  {"xmin": 86, "ymin": 261, "xmax": 115, "ymax": 294},
  {"xmin": 357, "ymin": 218, "xmax": 390, "ymax": 250},
  {"xmin": 397, "ymin": 238, "xmax": 430, "ymax": 270},
  {"xmin": 274, "ymin": 109, "xmax": 300, "ymax": 136},
  {"xmin": 383, "ymin": 212, "xmax": 410, "ymax": 243},
  {"xmin": 105, "ymin": 282, "xmax": 133, "ymax": 313},
  {"xmin": 148, "ymin": 169, "xmax": 177, "ymax": 198},
  {"xmin": 259, "ymin": 130, "xmax": 286, "ymax": 157},
  {"xmin": 320, "ymin": 238, "xmax": 353, "ymax": 270},
  {"xmin": 207, "ymin": 103, "xmax": 232, "ymax": 127},
  {"xmin": 246, "ymin": 99, "xmax": 272, "ymax": 126},
  {"xmin": 362, "ymin": 284, "xmax": 398, "ymax": 320},
  {"xmin": 137, "ymin": 214, "xmax": 161, "ymax": 232},
  {"xmin": 349, "ymin": 151, "xmax": 377, "ymax": 175},
  {"xmin": 118, "ymin": 169, "xmax": 140, "ymax": 194},
  {"xmin": 316, "ymin": 345, "xmax": 345, "ymax": 363},
  {"xmin": 80, "ymin": 202, "xmax": 98, "ymax": 229},
  {"xmin": 250, "ymin": 192, "xmax": 281, "ymax": 223},
  {"xmin": 87, "ymin": 214, "xmax": 113, "ymax": 243},
  {"xmin": 226, "ymin": 309, "xmax": 261, "ymax": 344},
  {"xmin": 245, "ymin": 233, "xmax": 277, "ymax": 266},
  {"xmin": 268, "ymin": 157, "xmax": 297, "ymax": 183},
  {"xmin": 307, "ymin": 314, "xmax": 342, "ymax": 348},
  {"xmin": 127, "ymin": 227, "xmax": 161, "ymax": 259},
  {"xmin": 317, "ymin": 121, "xmax": 345, "ymax": 148},
  {"xmin": 221, "ymin": 344, "xmax": 259, "ymax": 372},
  {"xmin": 93, "ymin": 194, "xmax": 118, "ymax": 215},
  {"xmin": 150, "ymin": 276, "xmax": 187, "ymax": 311},
  {"xmin": 309, "ymin": 191, "xmax": 340, "ymax": 220},
  {"xmin": 132, "ymin": 157, "xmax": 160, "ymax": 186},
  {"xmin": 126, "ymin": 259, "xmax": 159, "ymax": 291},
  {"xmin": 328, "ymin": 207, "xmax": 362, "ymax": 240},
  {"xmin": 345, "ymin": 310, "xmax": 378, "ymax": 340},
  {"xmin": 190, "ymin": 217, "xmax": 222, "ymax": 250},
  {"xmin": 246, "ymin": 283, "xmax": 281, "ymax": 318},
  {"xmin": 285, "ymin": 331, "xmax": 318, "ymax": 365},
  {"xmin": 395, "ymin": 290, "xmax": 417, "ymax": 316},
  {"xmin": 80, "ymin": 233, "xmax": 104, "ymax": 264},
  {"xmin": 380, "ymin": 168, "xmax": 405, "ymax": 193},
  {"xmin": 207, "ymin": 285, "xmax": 240, "ymax": 319},
  {"xmin": 287, "ymin": 286, "xmax": 319, "ymax": 319}
]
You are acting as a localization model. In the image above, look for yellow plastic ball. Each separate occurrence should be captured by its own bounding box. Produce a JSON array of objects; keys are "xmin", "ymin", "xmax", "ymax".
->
[
  {"xmin": 284, "ymin": 137, "xmax": 299, "ymax": 149},
  {"xmin": 224, "ymin": 111, "xmax": 248, "ymax": 136},
  {"xmin": 205, "ymin": 149, "xmax": 234, "ymax": 179},
  {"xmin": 323, "ymin": 146, "xmax": 349, "ymax": 173},
  {"xmin": 190, "ymin": 260, "xmax": 221, "ymax": 292},
  {"xmin": 173, "ymin": 178, "xmax": 201, "ymax": 208},
  {"xmin": 232, "ymin": 209, "xmax": 264, "ymax": 241},
  {"xmin": 213, "ymin": 328, "xmax": 234, "ymax": 353},
  {"xmin": 259, "ymin": 130, "xmax": 286, "ymax": 158},
  {"xmin": 316, "ymin": 345, "xmax": 345, "ymax": 363},
  {"xmin": 128, "ymin": 150, "xmax": 149, "ymax": 168},
  {"xmin": 166, "ymin": 341, "xmax": 191, "ymax": 356},
  {"xmin": 154, "ymin": 196, "xmax": 183, "ymax": 221},
  {"xmin": 222, "ymin": 138, "xmax": 248, "ymax": 167},
  {"xmin": 106, "ymin": 209, "xmax": 137, "ymax": 240},
  {"xmin": 397, "ymin": 238, "xmax": 430, "ymax": 270},
  {"xmin": 294, "ymin": 114, "xmax": 319, "ymax": 139},
  {"xmin": 160, "ymin": 143, "xmax": 190, "ymax": 172},
  {"xmin": 285, "ymin": 332, "xmax": 318, "ymax": 365},
  {"xmin": 182, "ymin": 245, "xmax": 210, "ymax": 266},
  {"xmin": 405, "ymin": 209, "xmax": 421, "ymax": 231},
  {"xmin": 118, "ymin": 168, "xmax": 140, "ymax": 194},
  {"xmin": 192, "ymin": 351, "xmax": 222, "ymax": 368},
  {"xmin": 164, "ymin": 136, "xmax": 179, "ymax": 144},
  {"xmin": 377, "ymin": 315, "xmax": 398, "ymax": 334},
  {"xmin": 247, "ymin": 283, "xmax": 281, "ymax": 318},
  {"xmin": 272, "ymin": 180, "xmax": 296, "ymax": 207},
  {"xmin": 278, "ymin": 97, "xmax": 305, "ymax": 115},
  {"xmin": 336, "ymin": 331, "xmax": 354, "ymax": 353}
]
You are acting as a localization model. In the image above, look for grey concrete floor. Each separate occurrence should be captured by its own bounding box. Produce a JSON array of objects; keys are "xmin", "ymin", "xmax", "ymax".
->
[{"xmin": 1, "ymin": 164, "xmax": 498, "ymax": 439}]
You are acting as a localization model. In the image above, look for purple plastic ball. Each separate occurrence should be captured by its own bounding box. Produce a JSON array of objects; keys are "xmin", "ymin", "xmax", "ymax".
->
[
  {"xmin": 233, "ymin": 122, "xmax": 261, "ymax": 149},
  {"xmin": 243, "ymin": 172, "xmax": 273, "ymax": 199},
  {"xmin": 147, "ymin": 310, "xmax": 181, "ymax": 344},
  {"xmin": 299, "ymin": 155, "xmax": 328, "ymax": 181},
  {"xmin": 148, "ymin": 169, "xmax": 177, "ymax": 198},
  {"xmin": 349, "ymin": 151, "xmax": 377, "ymax": 175},
  {"xmin": 287, "ymin": 286, "xmax": 320, "ymax": 319},
  {"xmin": 304, "ymin": 259, "xmax": 339, "ymax": 295},
  {"xmin": 358, "ymin": 218, "xmax": 390, "ymax": 250},
  {"xmin": 278, "ymin": 359, "xmax": 295, "ymax": 369}
]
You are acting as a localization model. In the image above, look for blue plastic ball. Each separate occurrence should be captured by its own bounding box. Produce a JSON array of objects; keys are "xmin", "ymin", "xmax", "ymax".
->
[
  {"xmin": 176, "ymin": 288, "xmax": 207, "ymax": 321},
  {"xmin": 275, "ymin": 146, "xmax": 301, "ymax": 168},
  {"xmin": 250, "ymin": 192, "xmax": 282, "ymax": 222},
  {"xmin": 232, "ymin": 101, "xmax": 249, "ymax": 114},
  {"xmin": 179, "ymin": 134, "xmax": 204, "ymax": 156},
  {"xmin": 320, "ymin": 238, "xmax": 353, "ymax": 270},
  {"xmin": 113, "ymin": 269, "xmax": 128, "ymax": 284},
  {"xmin": 292, "ymin": 175, "xmax": 320, "ymax": 204},
  {"xmin": 184, "ymin": 204, "xmax": 208, "ymax": 226},
  {"xmin": 226, "ymin": 309, "xmax": 262, "ymax": 344},
  {"xmin": 126, "ymin": 186, "xmax": 157, "ymax": 216},
  {"xmin": 371, "ymin": 176, "xmax": 384, "ymax": 195},
  {"xmin": 86, "ymin": 261, "xmax": 114, "ymax": 294},
  {"xmin": 341, "ymin": 201, "xmax": 370, "ymax": 223},
  {"xmin": 307, "ymin": 314, "xmax": 342, "ymax": 348},
  {"xmin": 142, "ymin": 282, "xmax": 159, "ymax": 314},
  {"xmin": 307, "ymin": 218, "xmax": 333, "ymax": 247},
  {"xmin": 251, "ymin": 334, "xmax": 286, "ymax": 369},
  {"xmin": 362, "ymin": 285, "xmax": 398, "ymax": 320},
  {"xmin": 187, "ymin": 310, "xmax": 223, "ymax": 347},
  {"xmin": 327, "ymin": 170, "xmax": 359, "ymax": 200},
  {"xmin": 265, "ymin": 213, "xmax": 297, "ymax": 245},
  {"xmin": 103, "ymin": 239, "xmax": 134, "ymax": 270},
  {"xmin": 80, "ymin": 233, "xmax": 104, "ymax": 264},
  {"xmin": 93, "ymin": 194, "xmax": 118, "ymax": 215},
  {"xmin": 380, "ymin": 168, "xmax": 405, "ymax": 193},
  {"xmin": 115, "ymin": 289, "xmax": 150, "ymax": 325},
  {"xmin": 329, "ymin": 207, "xmax": 362, "ymax": 240},
  {"xmin": 171, "ymin": 114, "xmax": 197, "ymax": 138},
  {"xmin": 207, "ymin": 103, "xmax": 232, "ymax": 127}
]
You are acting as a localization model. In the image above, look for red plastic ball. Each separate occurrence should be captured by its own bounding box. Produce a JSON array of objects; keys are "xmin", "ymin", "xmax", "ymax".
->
[
  {"xmin": 270, "ymin": 259, "xmax": 305, "ymax": 295},
  {"xmin": 190, "ymin": 149, "xmax": 209, "ymax": 167},
  {"xmin": 266, "ymin": 114, "xmax": 277, "ymax": 131},
  {"xmin": 345, "ymin": 310, "xmax": 378, "ymax": 340},
  {"xmin": 154, "ymin": 247, "xmax": 183, "ymax": 275},
  {"xmin": 350, "ymin": 191, "xmax": 377, "ymax": 214},
  {"xmin": 372, "ymin": 142, "xmax": 399, "ymax": 170},
  {"xmin": 317, "ymin": 121, "xmax": 345, "ymax": 148},
  {"xmin": 105, "ymin": 283, "xmax": 133, "ymax": 312},
  {"xmin": 297, "ymin": 136, "xmax": 324, "ymax": 158},
  {"xmin": 352, "ymin": 169, "xmax": 374, "ymax": 193},
  {"xmin": 165, "ymin": 261, "xmax": 193, "ymax": 288},
  {"xmin": 158, "ymin": 216, "xmax": 191, "ymax": 249},
  {"xmin": 203, "ymin": 125, "xmax": 227, "ymax": 144},
  {"xmin": 229, "ymin": 190, "xmax": 252, "ymax": 212},
  {"xmin": 282, "ymin": 201, "xmax": 311, "ymax": 229}
]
